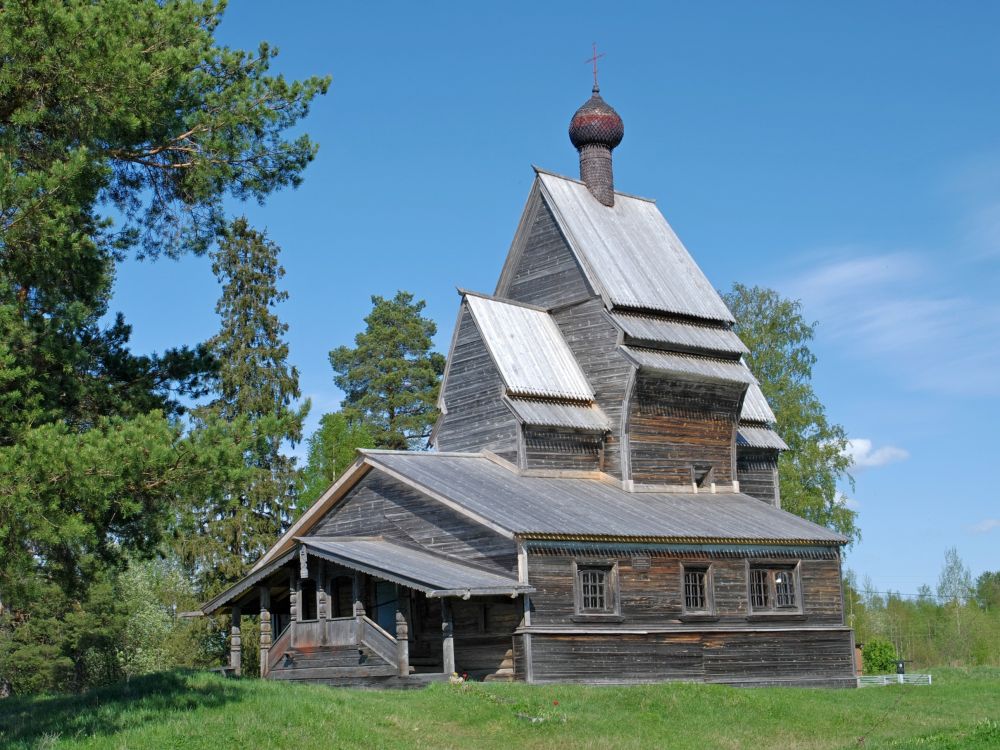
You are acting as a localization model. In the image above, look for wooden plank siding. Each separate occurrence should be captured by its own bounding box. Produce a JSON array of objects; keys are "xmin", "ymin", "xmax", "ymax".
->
[
  {"xmin": 627, "ymin": 374, "xmax": 742, "ymax": 486},
  {"xmin": 523, "ymin": 427, "xmax": 603, "ymax": 472},
  {"xmin": 737, "ymin": 448, "xmax": 781, "ymax": 507},
  {"xmin": 527, "ymin": 630, "xmax": 855, "ymax": 686},
  {"xmin": 525, "ymin": 551, "xmax": 844, "ymax": 627},
  {"xmin": 551, "ymin": 298, "xmax": 632, "ymax": 478},
  {"xmin": 306, "ymin": 472, "xmax": 518, "ymax": 575},
  {"xmin": 435, "ymin": 308, "xmax": 519, "ymax": 462},
  {"xmin": 522, "ymin": 547, "xmax": 853, "ymax": 685},
  {"xmin": 503, "ymin": 197, "xmax": 594, "ymax": 308}
]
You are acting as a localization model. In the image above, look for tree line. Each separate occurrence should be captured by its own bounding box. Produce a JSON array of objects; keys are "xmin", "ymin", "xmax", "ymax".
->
[
  {"xmin": 2, "ymin": 1, "xmax": 857, "ymax": 696},
  {"xmin": 848, "ymin": 548, "xmax": 1000, "ymax": 672}
]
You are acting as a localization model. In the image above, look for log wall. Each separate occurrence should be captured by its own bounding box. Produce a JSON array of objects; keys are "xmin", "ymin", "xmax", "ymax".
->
[
  {"xmin": 551, "ymin": 298, "xmax": 633, "ymax": 479},
  {"xmin": 628, "ymin": 374, "xmax": 742, "ymax": 485},
  {"xmin": 737, "ymin": 448, "xmax": 781, "ymax": 507},
  {"xmin": 523, "ymin": 427, "xmax": 603, "ymax": 472},
  {"xmin": 434, "ymin": 307, "xmax": 519, "ymax": 461},
  {"xmin": 503, "ymin": 198, "xmax": 593, "ymax": 308},
  {"xmin": 526, "ymin": 549, "xmax": 844, "ymax": 627},
  {"xmin": 526, "ymin": 629, "xmax": 855, "ymax": 687}
]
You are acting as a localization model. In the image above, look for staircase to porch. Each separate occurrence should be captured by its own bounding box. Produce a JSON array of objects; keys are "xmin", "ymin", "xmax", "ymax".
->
[{"xmin": 263, "ymin": 613, "xmax": 447, "ymax": 688}]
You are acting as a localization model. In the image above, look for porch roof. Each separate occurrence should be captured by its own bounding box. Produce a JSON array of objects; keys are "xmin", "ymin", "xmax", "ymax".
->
[
  {"xmin": 301, "ymin": 537, "xmax": 533, "ymax": 599},
  {"xmin": 201, "ymin": 549, "xmax": 297, "ymax": 615}
]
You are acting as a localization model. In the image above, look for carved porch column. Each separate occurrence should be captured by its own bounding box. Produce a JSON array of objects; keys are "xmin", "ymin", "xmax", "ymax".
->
[
  {"xmin": 259, "ymin": 587, "xmax": 271, "ymax": 678},
  {"xmin": 230, "ymin": 606, "xmax": 242, "ymax": 676},
  {"xmin": 395, "ymin": 610, "xmax": 410, "ymax": 677},
  {"xmin": 441, "ymin": 598, "xmax": 455, "ymax": 675},
  {"xmin": 289, "ymin": 568, "xmax": 298, "ymax": 649}
]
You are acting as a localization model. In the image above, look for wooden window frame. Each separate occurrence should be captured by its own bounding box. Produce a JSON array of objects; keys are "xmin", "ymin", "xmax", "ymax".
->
[
  {"xmin": 746, "ymin": 562, "xmax": 803, "ymax": 617},
  {"xmin": 571, "ymin": 560, "xmax": 623, "ymax": 623},
  {"xmin": 680, "ymin": 562, "xmax": 714, "ymax": 615}
]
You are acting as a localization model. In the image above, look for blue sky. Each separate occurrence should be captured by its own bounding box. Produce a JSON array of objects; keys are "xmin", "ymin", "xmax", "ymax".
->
[{"xmin": 108, "ymin": 2, "xmax": 999, "ymax": 594}]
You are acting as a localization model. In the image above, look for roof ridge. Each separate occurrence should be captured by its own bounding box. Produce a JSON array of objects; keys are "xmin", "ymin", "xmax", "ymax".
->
[
  {"xmin": 359, "ymin": 448, "xmax": 487, "ymax": 458},
  {"xmin": 531, "ymin": 165, "xmax": 657, "ymax": 203},
  {"xmin": 457, "ymin": 287, "xmax": 550, "ymax": 313}
]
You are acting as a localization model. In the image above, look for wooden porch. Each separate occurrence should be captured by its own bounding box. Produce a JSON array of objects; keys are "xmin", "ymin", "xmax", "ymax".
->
[{"xmin": 211, "ymin": 537, "xmax": 530, "ymax": 686}]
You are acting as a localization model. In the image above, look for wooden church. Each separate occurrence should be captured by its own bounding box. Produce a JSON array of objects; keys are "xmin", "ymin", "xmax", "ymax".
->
[{"xmin": 202, "ymin": 83, "xmax": 857, "ymax": 688}]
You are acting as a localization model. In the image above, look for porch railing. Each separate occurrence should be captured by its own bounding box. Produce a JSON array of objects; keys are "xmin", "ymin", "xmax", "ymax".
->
[
  {"xmin": 265, "ymin": 622, "xmax": 292, "ymax": 677},
  {"xmin": 278, "ymin": 615, "xmax": 399, "ymax": 669},
  {"xmin": 358, "ymin": 616, "xmax": 398, "ymax": 666}
]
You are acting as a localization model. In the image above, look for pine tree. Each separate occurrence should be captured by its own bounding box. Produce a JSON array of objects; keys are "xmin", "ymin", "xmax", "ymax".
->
[
  {"xmin": 329, "ymin": 291, "xmax": 445, "ymax": 450},
  {"xmin": 0, "ymin": 1, "xmax": 326, "ymax": 693},
  {"xmin": 723, "ymin": 284, "xmax": 857, "ymax": 542},
  {"xmin": 185, "ymin": 219, "xmax": 308, "ymax": 591}
]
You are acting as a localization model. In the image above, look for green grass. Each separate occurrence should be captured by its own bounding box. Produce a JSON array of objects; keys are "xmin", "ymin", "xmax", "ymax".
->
[{"xmin": 1, "ymin": 669, "xmax": 998, "ymax": 750}]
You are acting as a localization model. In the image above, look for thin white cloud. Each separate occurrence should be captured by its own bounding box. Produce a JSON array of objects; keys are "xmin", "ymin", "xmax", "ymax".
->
[
  {"xmin": 782, "ymin": 249, "xmax": 1000, "ymax": 397},
  {"xmin": 970, "ymin": 518, "xmax": 1000, "ymax": 534},
  {"xmin": 845, "ymin": 438, "xmax": 909, "ymax": 471}
]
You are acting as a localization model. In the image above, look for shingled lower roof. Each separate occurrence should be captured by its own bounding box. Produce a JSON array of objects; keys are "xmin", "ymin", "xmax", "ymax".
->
[
  {"xmin": 465, "ymin": 293, "xmax": 594, "ymax": 401},
  {"xmin": 611, "ymin": 313, "xmax": 748, "ymax": 357},
  {"xmin": 301, "ymin": 537, "xmax": 531, "ymax": 597},
  {"xmin": 504, "ymin": 396, "xmax": 611, "ymax": 431},
  {"xmin": 365, "ymin": 451, "xmax": 847, "ymax": 545}
]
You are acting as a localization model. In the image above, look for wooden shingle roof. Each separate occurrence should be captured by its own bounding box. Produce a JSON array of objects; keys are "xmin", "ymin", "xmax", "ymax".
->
[
  {"xmin": 464, "ymin": 292, "xmax": 595, "ymax": 401},
  {"xmin": 535, "ymin": 170, "xmax": 735, "ymax": 323},
  {"xmin": 365, "ymin": 451, "xmax": 847, "ymax": 545}
]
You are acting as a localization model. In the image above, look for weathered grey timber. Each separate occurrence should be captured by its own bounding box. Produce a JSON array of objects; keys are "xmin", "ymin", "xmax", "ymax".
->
[
  {"xmin": 361, "ymin": 451, "xmax": 845, "ymax": 544},
  {"xmin": 737, "ymin": 448, "xmax": 782, "ymax": 506},
  {"xmin": 306, "ymin": 469, "xmax": 518, "ymax": 574},
  {"xmin": 202, "ymin": 85, "xmax": 857, "ymax": 689},
  {"xmin": 499, "ymin": 191, "xmax": 593, "ymax": 308},
  {"xmin": 611, "ymin": 313, "xmax": 748, "ymax": 357},
  {"xmin": 434, "ymin": 307, "xmax": 519, "ymax": 461},
  {"xmin": 463, "ymin": 293, "xmax": 594, "ymax": 400}
]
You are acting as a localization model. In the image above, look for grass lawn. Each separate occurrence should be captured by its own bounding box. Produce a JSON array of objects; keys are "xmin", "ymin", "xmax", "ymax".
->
[{"xmin": 1, "ymin": 668, "xmax": 998, "ymax": 750}]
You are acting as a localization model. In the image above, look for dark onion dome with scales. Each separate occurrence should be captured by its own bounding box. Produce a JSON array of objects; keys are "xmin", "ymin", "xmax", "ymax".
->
[
  {"xmin": 568, "ymin": 85, "xmax": 624, "ymax": 207},
  {"xmin": 568, "ymin": 85, "xmax": 624, "ymax": 150}
]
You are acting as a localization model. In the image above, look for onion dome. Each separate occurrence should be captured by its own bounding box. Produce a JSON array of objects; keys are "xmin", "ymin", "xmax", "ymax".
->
[{"xmin": 568, "ymin": 85, "xmax": 624, "ymax": 150}]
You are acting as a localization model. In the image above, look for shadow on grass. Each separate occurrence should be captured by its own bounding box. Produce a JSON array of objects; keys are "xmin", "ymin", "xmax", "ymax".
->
[{"xmin": 0, "ymin": 670, "xmax": 246, "ymax": 748}]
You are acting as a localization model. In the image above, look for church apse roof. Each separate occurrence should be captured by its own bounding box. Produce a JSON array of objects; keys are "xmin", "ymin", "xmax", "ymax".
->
[{"xmin": 531, "ymin": 169, "xmax": 736, "ymax": 324}]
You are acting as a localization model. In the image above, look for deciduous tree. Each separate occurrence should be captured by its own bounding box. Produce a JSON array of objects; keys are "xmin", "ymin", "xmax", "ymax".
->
[
  {"xmin": 723, "ymin": 284, "xmax": 857, "ymax": 541},
  {"xmin": 300, "ymin": 412, "xmax": 375, "ymax": 504}
]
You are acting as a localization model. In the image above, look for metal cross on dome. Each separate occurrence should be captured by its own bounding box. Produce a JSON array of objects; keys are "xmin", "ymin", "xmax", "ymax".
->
[{"xmin": 585, "ymin": 43, "xmax": 605, "ymax": 89}]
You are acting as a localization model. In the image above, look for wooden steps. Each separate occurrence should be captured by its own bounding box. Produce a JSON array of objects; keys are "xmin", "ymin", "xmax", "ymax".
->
[{"xmin": 267, "ymin": 644, "xmax": 396, "ymax": 682}]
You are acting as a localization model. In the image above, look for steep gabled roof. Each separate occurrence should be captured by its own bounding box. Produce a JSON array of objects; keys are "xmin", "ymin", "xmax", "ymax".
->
[
  {"xmin": 530, "ymin": 170, "xmax": 735, "ymax": 323},
  {"xmin": 464, "ymin": 292, "xmax": 594, "ymax": 401}
]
